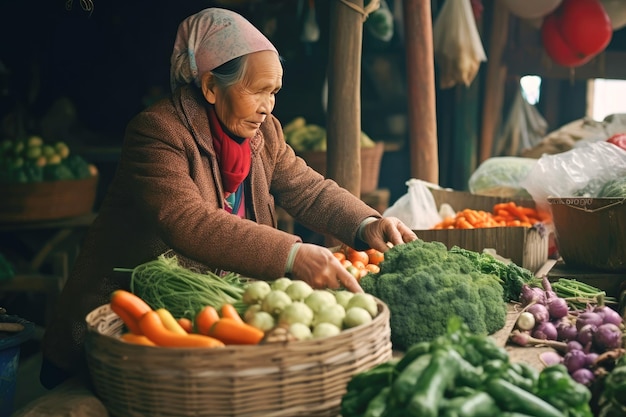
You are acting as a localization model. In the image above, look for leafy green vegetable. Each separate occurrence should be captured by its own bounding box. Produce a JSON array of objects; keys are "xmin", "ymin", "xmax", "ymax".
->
[
  {"xmin": 449, "ymin": 246, "xmax": 536, "ymax": 302},
  {"xmin": 597, "ymin": 176, "xmax": 626, "ymax": 198}
]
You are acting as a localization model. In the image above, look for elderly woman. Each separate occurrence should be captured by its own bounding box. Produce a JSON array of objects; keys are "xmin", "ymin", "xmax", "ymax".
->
[{"xmin": 40, "ymin": 8, "xmax": 417, "ymax": 389}]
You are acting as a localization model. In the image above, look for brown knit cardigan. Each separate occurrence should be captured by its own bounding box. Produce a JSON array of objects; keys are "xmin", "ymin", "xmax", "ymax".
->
[{"xmin": 41, "ymin": 85, "xmax": 380, "ymax": 378}]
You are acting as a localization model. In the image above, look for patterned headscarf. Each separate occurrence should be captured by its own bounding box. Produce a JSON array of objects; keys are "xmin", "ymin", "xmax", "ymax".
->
[{"xmin": 170, "ymin": 8, "xmax": 278, "ymax": 92}]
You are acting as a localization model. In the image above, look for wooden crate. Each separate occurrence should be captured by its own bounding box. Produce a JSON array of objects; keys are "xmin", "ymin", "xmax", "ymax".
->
[{"xmin": 0, "ymin": 176, "xmax": 98, "ymax": 223}]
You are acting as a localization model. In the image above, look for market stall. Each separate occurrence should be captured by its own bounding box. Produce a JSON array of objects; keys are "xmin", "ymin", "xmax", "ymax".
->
[{"xmin": 2, "ymin": 1, "xmax": 626, "ymax": 416}]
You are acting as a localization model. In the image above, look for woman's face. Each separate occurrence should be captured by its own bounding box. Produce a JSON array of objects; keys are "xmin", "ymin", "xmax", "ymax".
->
[{"xmin": 206, "ymin": 50, "xmax": 282, "ymax": 138}]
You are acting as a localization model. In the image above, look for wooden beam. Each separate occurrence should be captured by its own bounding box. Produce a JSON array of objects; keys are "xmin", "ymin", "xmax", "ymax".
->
[
  {"xmin": 403, "ymin": 0, "xmax": 439, "ymax": 183},
  {"xmin": 479, "ymin": 0, "xmax": 510, "ymax": 163},
  {"xmin": 327, "ymin": 0, "xmax": 365, "ymax": 197}
]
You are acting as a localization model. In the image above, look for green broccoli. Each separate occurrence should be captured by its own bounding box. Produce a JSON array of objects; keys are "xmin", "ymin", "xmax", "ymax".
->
[{"xmin": 360, "ymin": 239, "xmax": 507, "ymax": 351}]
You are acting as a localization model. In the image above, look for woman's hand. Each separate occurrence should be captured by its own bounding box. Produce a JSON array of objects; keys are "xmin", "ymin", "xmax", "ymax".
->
[
  {"xmin": 289, "ymin": 243, "xmax": 363, "ymax": 293},
  {"xmin": 361, "ymin": 216, "xmax": 418, "ymax": 253}
]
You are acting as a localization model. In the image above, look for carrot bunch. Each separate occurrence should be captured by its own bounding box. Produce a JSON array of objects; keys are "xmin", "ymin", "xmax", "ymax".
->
[
  {"xmin": 432, "ymin": 202, "xmax": 550, "ymax": 230},
  {"xmin": 110, "ymin": 289, "xmax": 263, "ymax": 348}
]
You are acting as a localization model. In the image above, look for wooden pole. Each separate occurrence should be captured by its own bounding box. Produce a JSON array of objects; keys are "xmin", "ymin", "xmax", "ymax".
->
[
  {"xmin": 327, "ymin": 0, "xmax": 365, "ymax": 197},
  {"xmin": 403, "ymin": 0, "xmax": 439, "ymax": 183},
  {"xmin": 479, "ymin": 0, "xmax": 510, "ymax": 162}
]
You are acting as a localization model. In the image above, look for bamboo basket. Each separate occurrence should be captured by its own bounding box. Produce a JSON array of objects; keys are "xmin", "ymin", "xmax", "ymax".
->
[
  {"xmin": 84, "ymin": 300, "xmax": 392, "ymax": 417},
  {"xmin": 298, "ymin": 142, "xmax": 384, "ymax": 194},
  {"xmin": 0, "ymin": 175, "xmax": 98, "ymax": 223}
]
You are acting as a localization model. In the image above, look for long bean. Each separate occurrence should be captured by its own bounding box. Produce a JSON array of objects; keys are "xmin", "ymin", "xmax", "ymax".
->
[{"xmin": 114, "ymin": 253, "xmax": 247, "ymax": 320}]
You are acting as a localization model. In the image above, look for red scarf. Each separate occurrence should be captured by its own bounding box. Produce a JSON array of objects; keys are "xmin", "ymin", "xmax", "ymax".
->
[{"xmin": 207, "ymin": 105, "xmax": 251, "ymax": 195}]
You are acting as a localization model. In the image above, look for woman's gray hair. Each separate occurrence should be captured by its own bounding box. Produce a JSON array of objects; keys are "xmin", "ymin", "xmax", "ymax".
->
[{"xmin": 210, "ymin": 55, "xmax": 249, "ymax": 90}]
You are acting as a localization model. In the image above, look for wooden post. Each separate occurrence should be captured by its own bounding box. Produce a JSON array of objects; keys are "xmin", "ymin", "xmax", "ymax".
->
[
  {"xmin": 327, "ymin": 0, "xmax": 365, "ymax": 197},
  {"xmin": 479, "ymin": 0, "xmax": 510, "ymax": 162},
  {"xmin": 403, "ymin": 0, "xmax": 439, "ymax": 183}
]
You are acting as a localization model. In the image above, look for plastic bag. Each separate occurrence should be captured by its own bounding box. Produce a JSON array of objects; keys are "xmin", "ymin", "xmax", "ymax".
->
[
  {"xmin": 468, "ymin": 156, "xmax": 537, "ymax": 198},
  {"xmin": 495, "ymin": 85, "xmax": 548, "ymax": 156},
  {"xmin": 433, "ymin": 0, "xmax": 487, "ymax": 89},
  {"xmin": 520, "ymin": 141, "xmax": 626, "ymax": 211},
  {"xmin": 383, "ymin": 179, "xmax": 442, "ymax": 229}
]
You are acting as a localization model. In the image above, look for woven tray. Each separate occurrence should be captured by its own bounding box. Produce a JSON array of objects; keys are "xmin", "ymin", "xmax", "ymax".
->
[{"xmin": 85, "ymin": 300, "xmax": 392, "ymax": 417}]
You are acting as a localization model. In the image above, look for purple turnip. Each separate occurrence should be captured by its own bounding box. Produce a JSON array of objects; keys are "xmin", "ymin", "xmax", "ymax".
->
[
  {"xmin": 563, "ymin": 349, "xmax": 588, "ymax": 374},
  {"xmin": 533, "ymin": 321, "xmax": 558, "ymax": 341},
  {"xmin": 520, "ymin": 284, "xmax": 546, "ymax": 307},
  {"xmin": 527, "ymin": 303, "xmax": 550, "ymax": 323},
  {"xmin": 577, "ymin": 324, "xmax": 597, "ymax": 346},
  {"xmin": 593, "ymin": 323, "xmax": 622, "ymax": 351},
  {"xmin": 571, "ymin": 368, "xmax": 595, "ymax": 385},
  {"xmin": 593, "ymin": 305, "xmax": 623, "ymax": 327},
  {"xmin": 576, "ymin": 311, "xmax": 604, "ymax": 331},
  {"xmin": 556, "ymin": 318, "xmax": 578, "ymax": 341},
  {"xmin": 546, "ymin": 296, "xmax": 569, "ymax": 320}
]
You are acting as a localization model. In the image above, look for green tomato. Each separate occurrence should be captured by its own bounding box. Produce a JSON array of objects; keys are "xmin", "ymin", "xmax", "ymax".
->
[
  {"xmin": 261, "ymin": 290, "xmax": 292, "ymax": 316},
  {"xmin": 344, "ymin": 307, "xmax": 373, "ymax": 328},
  {"xmin": 305, "ymin": 290, "xmax": 337, "ymax": 314},
  {"xmin": 279, "ymin": 301, "xmax": 314, "ymax": 327},
  {"xmin": 285, "ymin": 280, "xmax": 313, "ymax": 302},
  {"xmin": 271, "ymin": 277, "xmax": 293, "ymax": 292},
  {"xmin": 312, "ymin": 304, "xmax": 345, "ymax": 328},
  {"xmin": 242, "ymin": 281, "xmax": 272, "ymax": 305},
  {"xmin": 289, "ymin": 323, "xmax": 312, "ymax": 341},
  {"xmin": 346, "ymin": 293, "xmax": 378, "ymax": 318},
  {"xmin": 312, "ymin": 322, "xmax": 341, "ymax": 339}
]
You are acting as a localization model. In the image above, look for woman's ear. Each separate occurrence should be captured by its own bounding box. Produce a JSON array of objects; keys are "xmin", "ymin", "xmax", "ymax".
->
[{"xmin": 201, "ymin": 72, "xmax": 217, "ymax": 104}]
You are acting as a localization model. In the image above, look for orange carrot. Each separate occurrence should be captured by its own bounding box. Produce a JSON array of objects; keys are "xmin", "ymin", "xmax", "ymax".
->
[
  {"xmin": 110, "ymin": 290, "xmax": 152, "ymax": 335},
  {"xmin": 112, "ymin": 304, "xmax": 143, "ymax": 335},
  {"xmin": 208, "ymin": 317, "xmax": 264, "ymax": 345},
  {"xmin": 195, "ymin": 305, "xmax": 220, "ymax": 335},
  {"xmin": 220, "ymin": 304, "xmax": 244, "ymax": 323},
  {"xmin": 177, "ymin": 317, "xmax": 194, "ymax": 333},
  {"xmin": 120, "ymin": 332, "xmax": 156, "ymax": 346},
  {"xmin": 139, "ymin": 311, "xmax": 225, "ymax": 348}
]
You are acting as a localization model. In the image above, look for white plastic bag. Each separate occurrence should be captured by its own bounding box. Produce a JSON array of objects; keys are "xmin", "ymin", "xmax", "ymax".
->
[
  {"xmin": 495, "ymin": 85, "xmax": 548, "ymax": 156},
  {"xmin": 383, "ymin": 179, "xmax": 442, "ymax": 229},
  {"xmin": 520, "ymin": 141, "xmax": 626, "ymax": 211},
  {"xmin": 433, "ymin": 0, "xmax": 487, "ymax": 89}
]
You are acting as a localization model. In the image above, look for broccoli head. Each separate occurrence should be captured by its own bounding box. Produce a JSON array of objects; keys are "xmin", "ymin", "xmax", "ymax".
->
[{"xmin": 360, "ymin": 239, "xmax": 508, "ymax": 350}]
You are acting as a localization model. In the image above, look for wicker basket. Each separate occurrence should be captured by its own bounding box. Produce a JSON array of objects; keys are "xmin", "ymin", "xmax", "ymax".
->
[
  {"xmin": 298, "ymin": 142, "xmax": 385, "ymax": 194},
  {"xmin": 0, "ymin": 175, "xmax": 98, "ymax": 223},
  {"xmin": 84, "ymin": 300, "xmax": 392, "ymax": 417}
]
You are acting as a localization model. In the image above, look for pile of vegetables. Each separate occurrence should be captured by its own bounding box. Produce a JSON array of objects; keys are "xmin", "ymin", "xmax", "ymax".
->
[
  {"xmin": 510, "ymin": 276, "xmax": 624, "ymax": 386},
  {"xmin": 240, "ymin": 277, "xmax": 380, "ymax": 341},
  {"xmin": 0, "ymin": 135, "xmax": 96, "ymax": 182},
  {"xmin": 283, "ymin": 117, "xmax": 376, "ymax": 152},
  {"xmin": 341, "ymin": 317, "xmax": 593, "ymax": 417},
  {"xmin": 432, "ymin": 201, "xmax": 551, "ymax": 229},
  {"xmin": 110, "ymin": 289, "xmax": 263, "ymax": 347},
  {"xmin": 333, "ymin": 244, "xmax": 384, "ymax": 281},
  {"xmin": 359, "ymin": 239, "xmax": 534, "ymax": 350}
]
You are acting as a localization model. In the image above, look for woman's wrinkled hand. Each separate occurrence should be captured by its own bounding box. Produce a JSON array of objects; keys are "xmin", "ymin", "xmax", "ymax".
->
[
  {"xmin": 289, "ymin": 243, "xmax": 363, "ymax": 293},
  {"xmin": 361, "ymin": 216, "xmax": 418, "ymax": 253}
]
